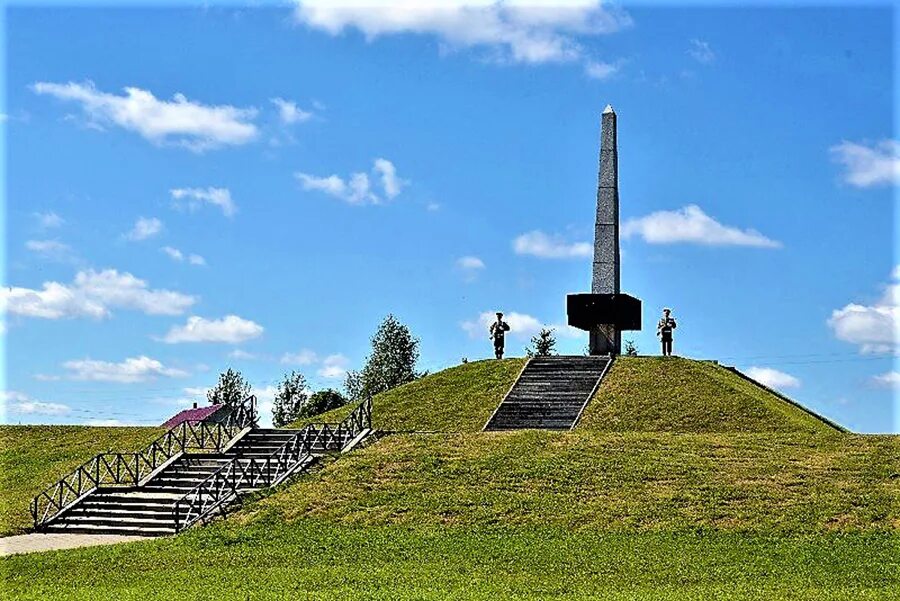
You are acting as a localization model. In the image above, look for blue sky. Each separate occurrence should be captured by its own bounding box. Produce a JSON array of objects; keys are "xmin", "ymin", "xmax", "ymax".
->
[{"xmin": 1, "ymin": 2, "xmax": 897, "ymax": 432}]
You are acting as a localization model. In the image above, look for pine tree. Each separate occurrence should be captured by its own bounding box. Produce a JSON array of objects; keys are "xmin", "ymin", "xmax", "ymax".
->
[{"xmin": 526, "ymin": 328, "xmax": 557, "ymax": 357}]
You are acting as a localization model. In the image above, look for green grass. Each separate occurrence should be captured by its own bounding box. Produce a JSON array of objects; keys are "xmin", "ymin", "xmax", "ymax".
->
[
  {"xmin": 1, "ymin": 521, "xmax": 897, "ymax": 600},
  {"xmin": 2, "ymin": 359, "xmax": 896, "ymax": 600},
  {"xmin": 239, "ymin": 430, "xmax": 898, "ymax": 532},
  {"xmin": 0, "ymin": 426, "xmax": 162, "ymax": 536},
  {"xmin": 292, "ymin": 358, "xmax": 527, "ymax": 432},
  {"xmin": 580, "ymin": 357, "xmax": 839, "ymax": 433}
]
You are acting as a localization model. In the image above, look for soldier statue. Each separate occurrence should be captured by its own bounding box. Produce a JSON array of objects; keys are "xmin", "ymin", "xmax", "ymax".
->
[
  {"xmin": 489, "ymin": 312, "xmax": 511, "ymax": 359},
  {"xmin": 657, "ymin": 308, "xmax": 677, "ymax": 356}
]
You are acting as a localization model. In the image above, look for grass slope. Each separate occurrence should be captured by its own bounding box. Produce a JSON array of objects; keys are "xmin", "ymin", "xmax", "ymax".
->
[
  {"xmin": 579, "ymin": 357, "xmax": 839, "ymax": 433},
  {"xmin": 293, "ymin": 358, "xmax": 526, "ymax": 432},
  {"xmin": 0, "ymin": 426, "xmax": 162, "ymax": 536}
]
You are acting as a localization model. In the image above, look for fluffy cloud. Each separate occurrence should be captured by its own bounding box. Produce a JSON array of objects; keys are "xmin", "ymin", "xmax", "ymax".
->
[
  {"xmin": 621, "ymin": 205, "xmax": 781, "ymax": 248},
  {"xmin": 281, "ymin": 349, "xmax": 319, "ymax": 365},
  {"xmin": 687, "ymin": 38, "xmax": 715, "ymax": 64},
  {"xmin": 271, "ymin": 97, "xmax": 313, "ymax": 124},
  {"xmin": 456, "ymin": 256, "xmax": 486, "ymax": 278},
  {"xmin": 161, "ymin": 246, "xmax": 206, "ymax": 266},
  {"xmin": 829, "ymin": 139, "xmax": 899, "ymax": 188},
  {"xmin": 170, "ymin": 187, "xmax": 237, "ymax": 218},
  {"xmin": 1, "ymin": 392, "xmax": 71, "ymax": 417},
  {"xmin": 161, "ymin": 315, "xmax": 264, "ymax": 344},
  {"xmin": 513, "ymin": 230, "xmax": 592, "ymax": 258},
  {"xmin": 828, "ymin": 268, "xmax": 900, "ymax": 354},
  {"xmin": 872, "ymin": 371, "xmax": 900, "ymax": 388},
  {"xmin": 584, "ymin": 60, "xmax": 619, "ymax": 80},
  {"xmin": 745, "ymin": 367, "xmax": 800, "ymax": 390},
  {"xmin": 1, "ymin": 269, "xmax": 196, "ymax": 319},
  {"xmin": 25, "ymin": 239, "xmax": 73, "ymax": 262},
  {"xmin": 34, "ymin": 211, "xmax": 64, "ymax": 229},
  {"xmin": 295, "ymin": 158, "xmax": 406, "ymax": 205},
  {"xmin": 63, "ymin": 356, "xmax": 189, "ymax": 383},
  {"xmin": 32, "ymin": 81, "xmax": 258, "ymax": 151},
  {"xmin": 318, "ymin": 354, "xmax": 350, "ymax": 379},
  {"xmin": 125, "ymin": 217, "xmax": 163, "ymax": 241},
  {"xmin": 292, "ymin": 1, "xmax": 631, "ymax": 66}
]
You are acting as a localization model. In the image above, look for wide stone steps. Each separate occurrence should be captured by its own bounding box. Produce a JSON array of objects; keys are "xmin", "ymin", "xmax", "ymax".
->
[
  {"xmin": 484, "ymin": 356, "xmax": 610, "ymax": 431},
  {"xmin": 43, "ymin": 427, "xmax": 318, "ymax": 537}
]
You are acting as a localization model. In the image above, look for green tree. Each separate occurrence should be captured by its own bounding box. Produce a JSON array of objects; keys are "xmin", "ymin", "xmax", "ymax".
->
[
  {"xmin": 299, "ymin": 389, "xmax": 348, "ymax": 419},
  {"xmin": 526, "ymin": 328, "xmax": 557, "ymax": 357},
  {"xmin": 345, "ymin": 314, "xmax": 423, "ymax": 400},
  {"xmin": 207, "ymin": 368, "xmax": 252, "ymax": 408},
  {"xmin": 624, "ymin": 339, "xmax": 639, "ymax": 357},
  {"xmin": 272, "ymin": 371, "xmax": 309, "ymax": 427}
]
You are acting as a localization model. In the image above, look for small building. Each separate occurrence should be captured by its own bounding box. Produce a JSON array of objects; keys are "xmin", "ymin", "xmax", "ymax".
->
[{"xmin": 161, "ymin": 403, "xmax": 228, "ymax": 429}]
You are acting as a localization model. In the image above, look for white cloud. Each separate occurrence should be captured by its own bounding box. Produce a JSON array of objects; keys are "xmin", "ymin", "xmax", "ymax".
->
[
  {"xmin": 318, "ymin": 354, "xmax": 350, "ymax": 379},
  {"xmin": 161, "ymin": 315, "xmax": 264, "ymax": 344},
  {"xmin": 1, "ymin": 391, "xmax": 71, "ymax": 416},
  {"xmin": 829, "ymin": 139, "xmax": 899, "ymax": 188},
  {"xmin": 745, "ymin": 367, "xmax": 800, "ymax": 390},
  {"xmin": 1, "ymin": 268, "xmax": 196, "ymax": 320},
  {"xmin": 63, "ymin": 355, "xmax": 189, "ymax": 383},
  {"xmin": 461, "ymin": 310, "xmax": 584, "ymax": 341},
  {"xmin": 228, "ymin": 349, "xmax": 258, "ymax": 360},
  {"xmin": 161, "ymin": 246, "xmax": 206, "ymax": 266},
  {"xmin": 296, "ymin": 159, "xmax": 406, "ymax": 206},
  {"xmin": 513, "ymin": 230, "xmax": 592, "ymax": 258},
  {"xmin": 281, "ymin": 349, "xmax": 319, "ymax": 365},
  {"xmin": 828, "ymin": 269, "xmax": 900, "ymax": 354},
  {"xmin": 25, "ymin": 239, "xmax": 73, "ymax": 261},
  {"xmin": 584, "ymin": 60, "xmax": 619, "ymax": 80},
  {"xmin": 292, "ymin": 1, "xmax": 631, "ymax": 66},
  {"xmin": 170, "ymin": 187, "xmax": 237, "ymax": 218},
  {"xmin": 621, "ymin": 205, "xmax": 781, "ymax": 248},
  {"xmin": 426, "ymin": 202, "xmax": 441, "ymax": 212},
  {"xmin": 32, "ymin": 81, "xmax": 258, "ymax": 151},
  {"xmin": 34, "ymin": 211, "xmax": 64, "ymax": 229},
  {"xmin": 687, "ymin": 38, "xmax": 715, "ymax": 64},
  {"xmin": 125, "ymin": 217, "xmax": 163, "ymax": 241},
  {"xmin": 457, "ymin": 256, "xmax": 486, "ymax": 270},
  {"xmin": 872, "ymin": 371, "xmax": 900, "ymax": 388},
  {"xmin": 373, "ymin": 158, "xmax": 405, "ymax": 199},
  {"xmin": 271, "ymin": 97, "xmax": 313, "ymax": 124}
]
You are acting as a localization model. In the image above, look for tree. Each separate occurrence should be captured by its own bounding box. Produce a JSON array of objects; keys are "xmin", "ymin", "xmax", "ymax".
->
[
  {"xmin": 299, "ymin": 389, "xmax": 348, "ymax": 419},
  {"xmin": 271, "ymin": 371, "xmax": 309, "ymax": 428},
  {"xmin": 526, "ymin": 328, "xmax": 557, "ymax": 357},
  {"xmin": 624, "ymin": 339, "xmax": 639, "ymax": 357},
  {"xmin": 207, "ymin": 368, "xmax": 251, "ymax": 408},
  {"xmin": 345, "ymin": 314, "xmax": 423, "ymax": 400}
]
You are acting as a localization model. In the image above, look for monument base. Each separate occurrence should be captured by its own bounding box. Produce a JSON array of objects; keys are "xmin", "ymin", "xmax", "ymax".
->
[{"xmin": 567, "ymin": 292, "xmax": 642, "ymax": 356}]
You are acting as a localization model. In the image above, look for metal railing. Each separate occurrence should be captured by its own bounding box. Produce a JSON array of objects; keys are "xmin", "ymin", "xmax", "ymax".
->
[
  {"xmin": 31, "ymin": 396, "xmax": 258, "ymax": 529},
  {"xmin": 173, "ymin": 396, "xmax": 372, "ymax": 531}
]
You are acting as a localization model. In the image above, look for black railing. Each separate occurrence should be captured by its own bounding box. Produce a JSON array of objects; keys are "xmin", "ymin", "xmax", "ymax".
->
[
  {"xmin": 31, "ymin": 396, "xmax": 258, "ymax": 529},
  {"xmin": 173, "ymin": 396, "xmax": 372, "ymax": 531}
]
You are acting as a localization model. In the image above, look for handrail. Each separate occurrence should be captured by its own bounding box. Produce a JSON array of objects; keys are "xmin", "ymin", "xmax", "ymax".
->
[
  {"xmin": 31, "ymin": 395, "xmax": 258, "ymax": 529},
  {"xmin": 174, "ymin": 396, "xmax": 372, "ymax": 531}
]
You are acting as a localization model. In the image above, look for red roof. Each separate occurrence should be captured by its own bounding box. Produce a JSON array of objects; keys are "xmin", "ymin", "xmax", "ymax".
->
[{"xmin": 161, "ymin": 404, "xmax": 224, "ymax": 429}]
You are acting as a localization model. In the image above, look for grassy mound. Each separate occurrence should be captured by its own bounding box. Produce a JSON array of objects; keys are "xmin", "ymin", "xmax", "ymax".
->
[
  {"xmin": 0, "ymin": 426, "xmax": 162, "ymax": 536},
  {"xmin": 241, "ymin": 431, "xmax": 897, "ymax": 532},
  {"xmin": 292, "ymin": 358, "xmax": 526, "ymax": 432},
  {"xmin": 579, "ymin": 357, "xmax": 838, "ymax": 433}
]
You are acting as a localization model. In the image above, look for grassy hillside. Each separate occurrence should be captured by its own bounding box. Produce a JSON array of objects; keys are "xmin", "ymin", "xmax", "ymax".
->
[
  {"xmin": 579, "ymin": 357, "xmax": 838, "ymax": 433},
  {"xmin": 293, "ymin": 358, "xmax": 526, "ymax": 432},
  {"xmin": 0, "ymin": 426, "xmax": 162, "ymax": 536},
  {"xmin": 241, "ymin": 431, "xmax": 898, "ymax": 532}
]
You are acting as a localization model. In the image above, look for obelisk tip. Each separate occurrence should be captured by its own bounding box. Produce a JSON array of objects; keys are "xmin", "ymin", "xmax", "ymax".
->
[{"xmin": 602, "ymin": 104, "xmax": 615, "ymax": 115}]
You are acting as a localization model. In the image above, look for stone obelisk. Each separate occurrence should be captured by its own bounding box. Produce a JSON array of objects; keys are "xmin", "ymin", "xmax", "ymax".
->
[{"xmin": 590, "ymin": 104, "xmax": 621, "ymax": 355}]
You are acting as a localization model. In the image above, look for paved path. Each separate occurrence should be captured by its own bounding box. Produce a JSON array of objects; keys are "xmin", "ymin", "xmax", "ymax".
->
[{"xmin": 0, "ymin": 533, "xmax": 146, "ymax": 556}]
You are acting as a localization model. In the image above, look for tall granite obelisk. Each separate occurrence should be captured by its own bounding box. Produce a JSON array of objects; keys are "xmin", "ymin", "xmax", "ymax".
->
[
  {"xmin": 591, "ymin": 104, "xmax": 621, "ymax": 355},
  {"xmin": 567, "ymin": 104, "xmax": 641, "ymax": 355}
]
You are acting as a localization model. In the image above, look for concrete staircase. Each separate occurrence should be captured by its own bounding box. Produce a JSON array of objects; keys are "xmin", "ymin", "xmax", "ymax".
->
[
  {"xmin": 42, "ymin": 429, "xmax": 321, "ymax": 536},
  {"xmin": 484, "ymin": 356, "xmax": 611, "ymax": 430}
]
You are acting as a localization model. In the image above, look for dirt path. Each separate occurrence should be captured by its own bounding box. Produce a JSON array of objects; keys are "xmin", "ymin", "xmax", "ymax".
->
[{"xmin": 0, "ymin": 533, "xmax": 147, "ymax": 556}]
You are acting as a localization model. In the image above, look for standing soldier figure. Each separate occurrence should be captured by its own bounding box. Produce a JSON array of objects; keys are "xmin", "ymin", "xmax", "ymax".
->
[
  {"xmin": 489, "ymin": 312, "xmax": 511, "ymax": 359},
  {"xmin": 657, "ymin": 308, "xmax": 677, "ymax": 356}
]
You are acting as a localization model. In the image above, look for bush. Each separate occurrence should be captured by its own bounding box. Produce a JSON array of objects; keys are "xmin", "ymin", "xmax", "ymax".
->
[
  {"xmin": 299, "ymin": 389, "xmax": 348, "ymax": 419},
  {"xmin": 526, "ymin": 328, "xmax": 557, "ymax": 357}
]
